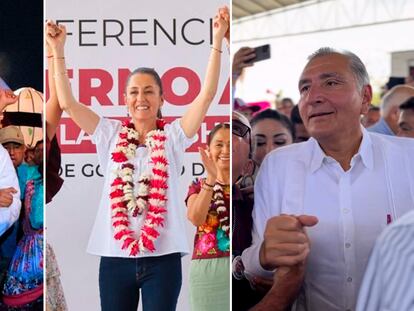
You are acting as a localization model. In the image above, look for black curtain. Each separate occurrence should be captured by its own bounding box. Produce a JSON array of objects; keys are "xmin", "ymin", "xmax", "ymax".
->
[{"xmin": 0, "ymin": 0, "xmax": 43, "ymax": 91}]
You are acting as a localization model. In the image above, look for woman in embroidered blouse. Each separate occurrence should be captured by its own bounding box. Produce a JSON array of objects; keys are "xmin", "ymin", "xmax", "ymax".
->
[
  {"xmin": 45, "ymin": 6, "xmax": 229, "ymax": 311},
  {"xmin": 186, "ymin": 123, "xmax": 230, "ymax": 310}
]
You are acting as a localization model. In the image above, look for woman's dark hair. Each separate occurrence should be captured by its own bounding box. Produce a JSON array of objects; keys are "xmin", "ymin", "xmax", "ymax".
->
[
  {"xmin": 290, "ymin": 105, "xmax": 303, "ymax": 125},
  {"xmin": 207, "ymin": 123, "xmax": 230, "ymax": 146},
  {"xmin": 250, "ymin": 108, "xmax": 295, "ymax": 140},
  {"xmin": 125, "ymin": 67, "xmax": 163, "ymax": 95},
  {"xmin": 125, "ymin": 67, "xmax": 163, "ymax": 118}
]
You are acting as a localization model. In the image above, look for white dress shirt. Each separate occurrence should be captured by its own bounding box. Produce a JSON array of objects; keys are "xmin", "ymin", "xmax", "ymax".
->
[
  {"xmin": 87, "ymin": 118, "xmax": 197, "ymax": 258},
  {"xmin": 0, "ymin": 145, "xmax": 21, "ymax": 236},
  {"xmin": 242, "ymin": 129, "xmax": 414, "ymax": 311},
  {"xmin": 356, "ymin": 209, "xmax": 414, "ymax": 311}
]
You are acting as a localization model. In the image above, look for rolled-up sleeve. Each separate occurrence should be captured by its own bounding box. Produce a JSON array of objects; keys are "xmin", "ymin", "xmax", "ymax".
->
[{"xmin": 0, "ymin": 146, "xmax": 21, "ymax": 236}]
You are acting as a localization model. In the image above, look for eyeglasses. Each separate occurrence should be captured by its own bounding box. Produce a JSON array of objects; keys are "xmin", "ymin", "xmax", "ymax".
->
[
  {"xmin": 232, "ymin": 119, "xmax": 253, "ymax": 158},
  {"xmin": 232, "ymin": 120, "xmax": 250, "ymax": 138}
]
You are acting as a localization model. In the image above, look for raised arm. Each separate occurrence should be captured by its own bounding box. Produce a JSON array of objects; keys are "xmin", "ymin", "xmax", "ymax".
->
[
  {"xmin": 45, "ymin": 21, "xmax": 99, "ymax": 135},
  {"xmin": 45, "ymin": 23, "xmax": 62, "ymax": 140},
  {"xmin": 180, "ymin": 6, "xmax": 229, "ymax": 138}
]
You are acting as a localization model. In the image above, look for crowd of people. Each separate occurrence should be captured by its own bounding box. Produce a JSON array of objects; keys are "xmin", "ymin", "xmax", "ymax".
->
[{"xmin": 0, "ymin": 89, "xmax": 43, "ymax": 310}]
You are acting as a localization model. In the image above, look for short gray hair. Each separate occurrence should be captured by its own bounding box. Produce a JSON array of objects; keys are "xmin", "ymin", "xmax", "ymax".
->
[
  {"xmin": 307, "ymin": 47, "xmax": 370, "ymax": 90},
  {"xmin": 381, "ymin": 85, "xmax": 414, "ymax": 114}
]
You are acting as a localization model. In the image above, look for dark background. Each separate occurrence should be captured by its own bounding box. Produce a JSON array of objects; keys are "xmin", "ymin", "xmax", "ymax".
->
[{"xmin": 0, "ymin": 0, "xmax": 43, "ymax": 91}]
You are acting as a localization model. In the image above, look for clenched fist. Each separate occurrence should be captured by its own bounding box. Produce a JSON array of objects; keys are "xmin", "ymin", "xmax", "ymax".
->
[
  {"xmin": 0, "ymin": 187, "xmax": 17, "ymax": 208},
  {"xmin": 260, "ymin": 214, "xmax": 318, "ymax": 270}
]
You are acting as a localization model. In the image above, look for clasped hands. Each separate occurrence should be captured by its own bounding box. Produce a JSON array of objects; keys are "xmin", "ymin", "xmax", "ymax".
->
[{"xmin": 258, "ymin": 214, "xmax": 318, "ymax": 295}]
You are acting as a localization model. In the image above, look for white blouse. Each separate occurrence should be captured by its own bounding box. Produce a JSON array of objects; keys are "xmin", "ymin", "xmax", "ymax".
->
[{"xmin": 87, "ymin": 118, "xmax": 197, "ymax": 258}]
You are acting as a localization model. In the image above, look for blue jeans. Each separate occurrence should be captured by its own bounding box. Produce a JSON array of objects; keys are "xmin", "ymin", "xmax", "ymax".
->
[{"xmin": 99, "ymin": 253, "xmax": 182, "ymax": 311}]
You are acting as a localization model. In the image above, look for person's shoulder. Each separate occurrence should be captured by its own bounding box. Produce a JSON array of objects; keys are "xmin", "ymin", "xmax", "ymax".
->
[
  {"xmin": 265, "ymin": 139, "xmax": 313, "ymax": 161},
  {"xmin": 389, "ymin": 210, "xmax": 414, "ymax": 229},
  {"xmin": 97, "ymin": 117, "xmax": 122, "ymax": 130},
  {"xmin": 105, "ymin": 117, "xmax": 123, "ymax": 127},
  {"xmin": 377, "ymin": 210, "xmax": 414, "ymax": 249},
  {"xmin": 259, "ymin": 140, "xmax": 313, "ymax": 180},
  {"xmin": 93, "ymin": 117, "xmax": 123, "ymax": 142},
  {"xmin": 366, "ymin": 120, "xmax": 381, "ymax": 132},
  {"xmin": 163, "ymin": 118, "xmax": 182, "ymax": 135},
  {"xmin": 18, "ymin": 163, "xmax": 40, "ymax": 180},
  {"xmin": 369, "ymin": 132, "xmax": 414, "ymax": 150},
  {"xmin": 0, "ymin": 144, "xmax": 7, "ymax": 155}
]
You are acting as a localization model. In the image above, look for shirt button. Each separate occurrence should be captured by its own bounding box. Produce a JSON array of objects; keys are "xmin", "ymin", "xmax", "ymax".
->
[
  {"xmin": 345, "ymin": 243, "xmax": 351, "ymax": 248},
  {"xmin": 347, "ymin": 277, "xmax": 353, "ymax": 282}
]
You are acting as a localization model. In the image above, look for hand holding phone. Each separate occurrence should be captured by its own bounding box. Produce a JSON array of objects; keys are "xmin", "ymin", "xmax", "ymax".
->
[
  {"xmin": 232, "ymin": 47, "xmax": 256, "ymax": 80},
  {"xmin": 251, "ymin": 44, "xmax": 271, "ymax": 63}
]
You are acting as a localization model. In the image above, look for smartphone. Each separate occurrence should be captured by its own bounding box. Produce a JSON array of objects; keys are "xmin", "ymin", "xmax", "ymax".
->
[{"xmin": 251, "ymin": 44, "xmax": 271, "ymax": 63}]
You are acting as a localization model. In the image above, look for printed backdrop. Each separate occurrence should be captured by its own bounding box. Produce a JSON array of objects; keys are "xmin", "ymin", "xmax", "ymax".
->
[{"xmin": 46, "ymin": 1, "xmax": 230, "ymax": 310}]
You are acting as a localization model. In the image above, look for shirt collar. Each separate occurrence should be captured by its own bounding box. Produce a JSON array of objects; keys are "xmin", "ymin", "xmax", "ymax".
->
[
  {"xmin": 376, "ymin": 117, "xmax": 395, "ymax": 136},
  {"xmin": 309, "ymin": 137, "xmax": 325, "ymax": 173},
  {"xmin": 358, "ymin": 127, "xmax": 374, "ymax": 170},
  {"xmin": 309, "ymin": 127, "xmax": 374, "ymax": 173}
]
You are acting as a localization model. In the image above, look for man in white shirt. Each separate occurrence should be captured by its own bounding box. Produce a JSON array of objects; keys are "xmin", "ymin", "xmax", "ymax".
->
[
  {"xmin": 368, "ymin": 84, "xmax": 414, "ymax": 136},
  {"xmin": 242, "ymin": 47, "xmax": 414, "ymax": 311}
]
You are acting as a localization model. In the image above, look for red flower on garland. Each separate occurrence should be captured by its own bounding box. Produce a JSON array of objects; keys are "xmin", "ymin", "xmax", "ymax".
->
[
  {"xmin": 110, "ymin": 120, "xmax": 169, "ymax": 256},
  {"xmin": 156, "ymin": 119, "xmax": 166, "ymax": 130},
  {"xmin": 141, "ymin": 235, "xmax": 156, "ymax": 252},
  {"xmin": 112, "ymin": 152, "xmax": 128, "ymax": 163}
]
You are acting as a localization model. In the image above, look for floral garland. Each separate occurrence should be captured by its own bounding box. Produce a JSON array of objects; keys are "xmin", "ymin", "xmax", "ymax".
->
[
  {"xmin": 110, "ymin": 119, "xmax": 168, "ymax": 256},
  {"xmin": 212, "ymin": 183, "xmax": 230, "ymax": 252}
]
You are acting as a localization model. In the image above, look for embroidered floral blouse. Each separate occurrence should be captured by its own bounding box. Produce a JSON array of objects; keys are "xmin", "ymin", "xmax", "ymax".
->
[{"xmin": 186, "ymin": 178, "xmax": 230, "ymax": 260}]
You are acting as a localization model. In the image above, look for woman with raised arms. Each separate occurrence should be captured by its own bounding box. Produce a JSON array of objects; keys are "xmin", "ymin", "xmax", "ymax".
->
[{"xmin": 45, "ymin": 6, "xmax": 229, "ymax": 311}]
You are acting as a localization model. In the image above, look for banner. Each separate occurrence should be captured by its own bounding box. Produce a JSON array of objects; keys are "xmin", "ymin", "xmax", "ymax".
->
[{"xmin": 46, "ymin": 1, "xmax": 229, "ymax": 310}]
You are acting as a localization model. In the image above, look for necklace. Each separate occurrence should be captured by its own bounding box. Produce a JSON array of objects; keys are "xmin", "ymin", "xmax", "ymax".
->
[
  {"xmin": 110, "ymin": 119, "xmax": 168, "ymax": 256},
  {"xmin": 216, "ymin": 178, "xmax": 230, "ymax": 195},
  {"xmin": 212, "ymin": 183, "xmax": 230, "ymax": 251}
]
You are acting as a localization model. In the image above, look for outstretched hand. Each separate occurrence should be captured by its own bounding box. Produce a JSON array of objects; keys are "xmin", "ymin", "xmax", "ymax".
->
[{"xmin": 232, "ymin": 47, "xmax": 256, "ymax": 82}]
